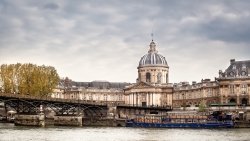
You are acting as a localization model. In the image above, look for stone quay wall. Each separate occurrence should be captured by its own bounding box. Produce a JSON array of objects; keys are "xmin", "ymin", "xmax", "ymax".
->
[
  {"xmin": 82, "ymin": 117, "xmax": 126, "ymax": 127},
  {"xmin": 54, "ymin": 116, "xmax": 82, "ymax": 126},
  {"xmin": 15, "ymin": 114, "xmax": 45, "ymax": 126}
]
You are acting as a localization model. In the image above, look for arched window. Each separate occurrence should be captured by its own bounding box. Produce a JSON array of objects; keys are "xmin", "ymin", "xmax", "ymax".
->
[
  {"xmin": 242, "ymin": 98, "xmax": 247, "ymax": 105},
  {"xmin": 229, "ymin": 99, "xmax": 236, "ymax": 103},
  {"xmin": 146, "ymin": 73, "xmax": 151, "ymax": 83},
  {"xmin": 166, "ymin": 73, "xmax": 168, "ymax": 83}
]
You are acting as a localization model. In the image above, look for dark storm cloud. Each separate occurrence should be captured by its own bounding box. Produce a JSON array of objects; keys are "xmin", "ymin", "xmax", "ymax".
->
[{"xmin": 43, "ymin": 2, "xmax": 59, "ymax": 10}]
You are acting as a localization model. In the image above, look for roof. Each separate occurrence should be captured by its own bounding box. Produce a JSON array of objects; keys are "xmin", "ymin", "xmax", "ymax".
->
[
  {"xmin": 138, "ymin": 40, "xmax": 168, "ymax": 68},
  {"xmin": 225, "ymin": 60, "xmax": 250, "ymax": 77},
  {"xmin": 59, "ymin": 79, "xmax": 131, "ymax": 89}
]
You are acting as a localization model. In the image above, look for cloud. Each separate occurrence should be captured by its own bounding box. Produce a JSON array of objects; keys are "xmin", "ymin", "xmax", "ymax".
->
[
  {"xmin": 43, "ymin": 2, "xmax": 59, "ymax": 10},
  {"xmin": 0, "ymin": 0, "xmax": 250, "ymax": 84}
]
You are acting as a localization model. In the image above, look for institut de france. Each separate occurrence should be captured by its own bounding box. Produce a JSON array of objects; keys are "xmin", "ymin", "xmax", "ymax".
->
[{"xmin": 53, "ymin": 39, "xmax": 250, "ymax": 109}]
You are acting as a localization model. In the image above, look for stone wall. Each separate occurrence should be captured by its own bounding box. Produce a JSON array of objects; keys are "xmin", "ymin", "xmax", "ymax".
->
[
  {"xmin": 82, "ymin": 117, "xmax": 125, "ymax": 127},
  {"xmin": 15, "ymin": 114, "xmax": 45, "ymax": 126},
  {"xmin": 54, "ymin": 116, "xmax": 82, "ymax": 126}
]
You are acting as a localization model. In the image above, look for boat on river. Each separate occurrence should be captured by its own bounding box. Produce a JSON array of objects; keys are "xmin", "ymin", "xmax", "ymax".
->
[{"xmin": 126, "ymin": 111, "xmax": 235, "ymax": 128}]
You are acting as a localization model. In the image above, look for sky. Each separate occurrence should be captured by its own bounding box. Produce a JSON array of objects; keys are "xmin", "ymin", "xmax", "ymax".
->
[{"xmin": 0, "ymin": 0, "xmax": 250, "ymax": 84}]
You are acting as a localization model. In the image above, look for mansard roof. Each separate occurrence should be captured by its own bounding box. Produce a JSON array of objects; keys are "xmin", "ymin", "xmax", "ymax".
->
[
  {"xmin": 59, "ymin": 79, "xmax": 131, "ymax": 89},
  {"xmin": 225, "ymin": 60, "xmax": 250, "ymax": 77}
]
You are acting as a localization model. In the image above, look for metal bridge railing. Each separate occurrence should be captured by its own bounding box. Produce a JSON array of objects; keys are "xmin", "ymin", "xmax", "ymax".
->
[{"xmin": 0, "ymin": 93, "xmax": 108, "ymax": 106}]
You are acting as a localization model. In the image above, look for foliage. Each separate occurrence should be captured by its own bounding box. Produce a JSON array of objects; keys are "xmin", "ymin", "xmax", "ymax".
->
[
  {"xmin": 199, "ymin": 101, "xmax": 205, "ymax": 112},
  {"xmin": 0, "ymin": 63, "xmax": 60, "ymax": 97}
]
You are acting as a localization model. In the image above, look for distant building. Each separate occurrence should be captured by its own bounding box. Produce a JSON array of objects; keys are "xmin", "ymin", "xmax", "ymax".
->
[
  {"xmin": 53, "ymin": 39, "xmax": 250, "ymax": 108},
  {"xmin": 52, "ymin": 77, "xmax": 131, "ymax": 105}
]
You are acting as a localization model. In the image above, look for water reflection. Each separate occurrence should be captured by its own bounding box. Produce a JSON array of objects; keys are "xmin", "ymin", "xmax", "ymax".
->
[{"xmin": 0, "ymin": 123, "xmax": 250, "ymax": 141}]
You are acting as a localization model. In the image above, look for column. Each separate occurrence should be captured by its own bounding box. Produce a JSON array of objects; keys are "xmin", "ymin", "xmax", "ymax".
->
[
  {"xmin": 137, "ymin": 92, "xmax": 139, "ymax": 106},
  {"xmin": 152, "ymin": 92, "xmax": 154, "ymax": 106},
  {"xmin": 133, "ymin": 93, "xmax": 134, "ymax": 106}
]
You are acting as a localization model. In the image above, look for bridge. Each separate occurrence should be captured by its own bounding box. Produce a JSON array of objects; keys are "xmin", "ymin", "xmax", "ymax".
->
[
  {"xmin": 0, "ymin": 93, "xmax": 108, "ymax": 116},
  {"xmin": 0, "ymin": 92, "xmax": 172, "ymax": 126}
]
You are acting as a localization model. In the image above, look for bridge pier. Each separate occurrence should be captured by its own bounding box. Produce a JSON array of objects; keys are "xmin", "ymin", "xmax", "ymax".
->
[
  {"xmin": 15, "ymin": 113, "xmax": 45, "ymax": 127},
  {"xmin": 54, "ymin": 115, "xmax": 82, "ymax": 126}
]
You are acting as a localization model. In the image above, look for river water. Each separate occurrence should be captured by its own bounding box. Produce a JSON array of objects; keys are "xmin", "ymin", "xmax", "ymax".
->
[{"xmin": 0, "ymin": 123, "xmax": 250, "ymax": 141}]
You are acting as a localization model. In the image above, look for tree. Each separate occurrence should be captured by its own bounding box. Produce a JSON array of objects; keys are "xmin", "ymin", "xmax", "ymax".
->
[
  {"xmin": 199, "ymin": 101, "xmax": 205, "ymax": 112},
  {"xmin": 0, "ymin": 63, "xmax": 60, "ymax": 97}
]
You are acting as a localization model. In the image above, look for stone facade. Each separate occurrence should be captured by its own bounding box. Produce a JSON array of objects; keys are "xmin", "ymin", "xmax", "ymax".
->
[
  {"xmin": 52, "ymin": 79, "xmax": 128, "ymax": 105},
  {"xmin": 53, "ymin": 40, "xmax": 250, "ymax": 110}
]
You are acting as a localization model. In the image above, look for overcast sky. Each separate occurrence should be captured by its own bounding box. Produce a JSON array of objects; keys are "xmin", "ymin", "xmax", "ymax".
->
[{"xmin": 0, "ymin": 0, "xmax": 250, "ymax": 84}]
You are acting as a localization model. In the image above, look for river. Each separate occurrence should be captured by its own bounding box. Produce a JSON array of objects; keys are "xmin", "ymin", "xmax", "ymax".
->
[{"xmin": 0, "ymin": 123, "xmax": 250, "ymax": 141}]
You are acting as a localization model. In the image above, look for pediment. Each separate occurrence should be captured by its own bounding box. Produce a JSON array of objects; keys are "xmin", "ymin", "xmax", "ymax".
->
[{"xmin": 129, "ymin": 81, "xmax": 155, "ymax": 89}]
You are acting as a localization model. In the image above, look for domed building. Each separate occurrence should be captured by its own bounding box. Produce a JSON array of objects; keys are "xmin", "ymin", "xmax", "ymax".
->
[
  {"xmin": 138, "ymin": 40, "xmax": 169, "ymax": 84},
  {"xmin": 124, "ymin": 40, "xmax": 173, "ymax": 108}
]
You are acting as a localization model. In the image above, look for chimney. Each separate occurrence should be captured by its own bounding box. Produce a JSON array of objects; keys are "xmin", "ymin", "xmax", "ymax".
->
[
  {"xmin": 202, "ymin": 79, "xmax": 210, "ymax": 83},
  {"xmin": 230, "ymin": 59, "xmax": 235, "ymax": 64},
  {"xmin": 65, "ymin": 77, "xmax": 70, "ymax": 87},
  {"xmin": 192, "ymin": 81, "xmax": 196, "ymax": 85}
]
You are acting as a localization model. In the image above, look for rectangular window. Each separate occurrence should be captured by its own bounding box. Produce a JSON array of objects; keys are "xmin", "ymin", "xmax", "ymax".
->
[
  {"xmin": 89, "ymin": 94, "xmax": 92, "ymax": 100},
  {"xmin": 242, "ymin": 85, "xmax": 246, "ymax": 94},
  {"xmin": 189, "ymin": 93, "xmax": 192, "ymax": 99},
  {"xmin": 176, "ymin": 93, "xmax": 179, "ymax": 100},
  {"xmin": 194, "ymin": 92, "xmax": 196, "ymax": 99},
  {"xmin": 119, "ymin": 94, "xmax": 122, "ymax": 101},
  {"xmin": 112, "ymin": 94, "xmax": 115, "ymax": 101},
  {"xmin": 104, "ymin": 94, "xmax": 107, "ymax": 101},
  {"xmin": 164, "ymin": 93, "xmax": 167, "ymax": 98},
  {"xmin": 208, "ymin": 89, "xmax": 212, "ymax": 97},
  {"xmin": 230, "ymin": 85, "xmax": 234, "ymax": 94}
]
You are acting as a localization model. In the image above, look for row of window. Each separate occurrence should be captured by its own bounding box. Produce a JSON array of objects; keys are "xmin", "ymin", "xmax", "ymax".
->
[
  {"xmin": 144, "ymin": 72, "xmax": 167, "ymax": 83},
  {"xmin": 175, "ymin": 85, "xmax": 248, "ymax": 99},
  {"xmin": 230, "ymin": 85, "xmax": 247, "ymax": 94},
  {"xmin": 68, "ymin": 93, "xmax": 123, "ymax": 101},
  {"xmin": 175, "ymin": 89, "xmax": 213, "ymax": 100}
]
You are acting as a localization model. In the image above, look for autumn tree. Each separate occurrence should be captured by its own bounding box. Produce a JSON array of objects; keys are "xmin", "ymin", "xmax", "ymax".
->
[{"xmin": 0, "ymin": 63, "xmax": 60, "ymax": 97}]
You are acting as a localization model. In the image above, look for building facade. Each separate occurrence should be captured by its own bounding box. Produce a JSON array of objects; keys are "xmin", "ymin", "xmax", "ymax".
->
[
  {"xmin": 52, "ymin": 78, "xmax": 130, "ymax": 105},
  {"xmin": 53, "ymin": 40, "xmax": 250, "ymax": 109}
]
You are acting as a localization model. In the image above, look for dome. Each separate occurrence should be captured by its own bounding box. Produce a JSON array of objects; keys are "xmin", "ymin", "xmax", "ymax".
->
[
  {"xmin": 139, "ymin": 53, "xmax": 168, "ymax": 67},
  {"xmin": 138, "ymin": 40, "xmax": 168, "ymax": 68}
]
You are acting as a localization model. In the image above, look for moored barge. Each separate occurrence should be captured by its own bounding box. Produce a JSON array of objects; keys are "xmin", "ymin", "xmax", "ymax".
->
[{"xmin": 126, "ymin": 111, "xmax": 235, "ymax": 128}]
